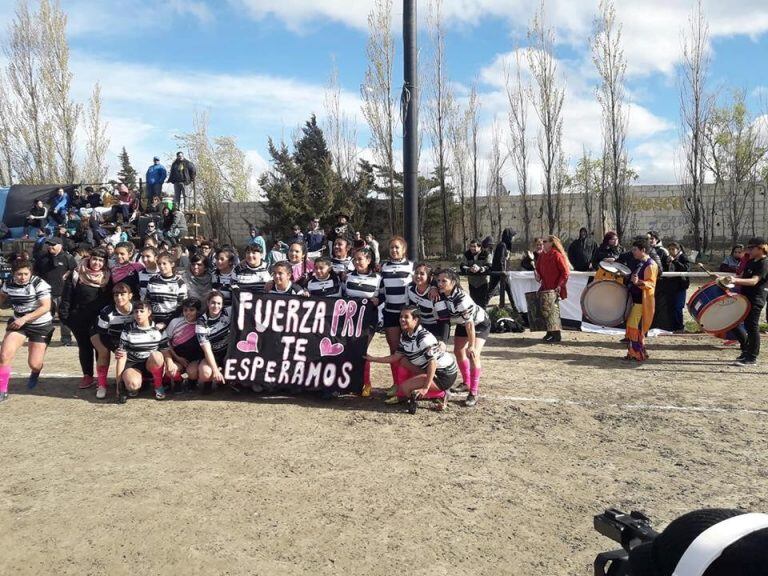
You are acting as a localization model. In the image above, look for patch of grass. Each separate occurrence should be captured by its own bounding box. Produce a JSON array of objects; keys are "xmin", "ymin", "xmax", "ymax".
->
[{"xmin": 684, "ymin": 320, "xmax": 703, "ymax": 334}]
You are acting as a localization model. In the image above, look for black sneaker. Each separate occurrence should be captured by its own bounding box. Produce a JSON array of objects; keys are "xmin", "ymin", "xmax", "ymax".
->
[
  {"xmin": 735, "ymin": 354, "xmax": 747, "ymax": 362},
  {"xmin": 733, "ymin": 358, "xmax": 756, "ymax": 367},
  {"xmin": 408, "ymin": 393, "xmax": 418, "ymax": 415},
  {"xmin": 464, "ymin": 393, "xmax": 477, "ymax": 407}
]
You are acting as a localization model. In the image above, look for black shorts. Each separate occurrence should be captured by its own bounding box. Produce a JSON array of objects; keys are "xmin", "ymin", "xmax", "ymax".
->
[
  {"xmin": 98, "ymin": 333, "xmax": 119, "ymax": 352},
  {"xmin": 423, "ymin": 322, "xmax": 449, "ymax": 342},
  {"xmin": 6, "ymin": 320, "xmax": 54, "ymax": 344},
  {"xmin": 383, "ymin": 310, "xmax": 401, "ymax": 329},
  {"xmin": 433, "ymin": 368, "xmax": 458, "ymax": 392},
  {"xmin": 455, "ymin": 320, "xmax": 491, "ymax": 339},
  {"xmin": 124, "ymin": 360, "xmax": 152, "ymax": 379}
]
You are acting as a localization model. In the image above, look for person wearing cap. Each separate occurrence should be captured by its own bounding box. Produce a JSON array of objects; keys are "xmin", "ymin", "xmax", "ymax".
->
[
  {"xmin": 306, "ymin": 218, "xmax": 326, "ymax": 256},
  {"xmin": 33, "ymin": 237, "xmax": 76, "ymax": 346},
  {"xmin": 629, "ymin": 508, "xmax": 768, "ymax": 576},
  {"xmin": 145, "ymin": 156, "xmax": 167, "ymax": 207},
  {"xmin": 722, "ymin": 236, "xmax": 768, "ymax": 366}
]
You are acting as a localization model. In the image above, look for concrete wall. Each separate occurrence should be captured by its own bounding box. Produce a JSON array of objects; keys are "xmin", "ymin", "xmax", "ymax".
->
[{"xmin": 217, "ymin": 183, "xmax": 768, "ymax": 250}]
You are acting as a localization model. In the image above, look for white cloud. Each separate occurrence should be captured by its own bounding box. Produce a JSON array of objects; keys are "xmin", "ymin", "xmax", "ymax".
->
[{"xmin": 232, "ymin": 0, "xmax": 768, "ymax": 78}]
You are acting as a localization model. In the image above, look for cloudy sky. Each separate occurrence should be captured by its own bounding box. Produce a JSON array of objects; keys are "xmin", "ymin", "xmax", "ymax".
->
[{"xmin": 2, "ymin": 0, "xmax": 766, "ymax": 190}]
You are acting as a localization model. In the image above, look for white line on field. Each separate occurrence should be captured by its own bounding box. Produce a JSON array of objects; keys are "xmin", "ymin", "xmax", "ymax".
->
[
  {"xmin": 14, "ymin": 374, "xmax": 768, "ymax": 417},
  {"xmin": 488, "ymin": 395, "xmax": 768, "ymax": 416}
]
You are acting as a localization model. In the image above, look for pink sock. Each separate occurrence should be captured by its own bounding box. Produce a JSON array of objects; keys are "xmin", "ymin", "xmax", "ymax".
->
[
  {"xmin": 96, "ymin": 365, "xmax": 108, "ymax": 388},
  {"xmin": 150, "ymin": 367, "xmax": 164, "ymax": 389},
  {"xmin": 459, "ymin": 359, "xmax": 471, "ymax": 388},
  {"xmin": 389, "ymin": 364, "xmax": 399, "ymax": 386},
  {"xmin": 470, "ymin": 366, "xmax": 482, "ymax": 396},
  {"xmin": 396, "ymin": 366, "xmax": 412, "ymax": 398},
  {"xmin": 0, "ymin": 365, "xmax": 10, "ymax": 394},
  {"xmin": 363, "ymin": 361, "xmax": 371, "ymax": 386}
]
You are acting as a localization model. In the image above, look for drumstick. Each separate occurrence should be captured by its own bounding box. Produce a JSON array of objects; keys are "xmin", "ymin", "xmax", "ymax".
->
[{"xmin": 696, "ymin": 262, "xmax": 719, "ymax": 279}]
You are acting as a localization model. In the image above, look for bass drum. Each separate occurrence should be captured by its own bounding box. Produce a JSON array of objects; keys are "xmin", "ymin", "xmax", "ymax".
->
[
  {"xmin": 581, "ymin": 280, "xmax": 632, "ymax": 327},
  {"xmin": 687, "ymin": 281, "xmax": 751, "ymax": 334}
]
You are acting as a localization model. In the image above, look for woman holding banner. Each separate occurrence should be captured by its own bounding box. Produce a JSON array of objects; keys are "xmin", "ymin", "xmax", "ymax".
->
[
  {"xmin": 191, "ymin": 291, "xmax": 233, "ymax": 395},
  {"xmin": 366, "ymin": 306, "xmax": 458, "ymax": 413},
  {"xmin": 379, "ymin": 237, "xmax": 415, "ymax": 397},
  {"xmin": 343, "ymin": 247, "xmax": 382, "ymax": 397},
  {"xmin": 436, "ymin": 269, "xmax": 490, "ymax": 408}
]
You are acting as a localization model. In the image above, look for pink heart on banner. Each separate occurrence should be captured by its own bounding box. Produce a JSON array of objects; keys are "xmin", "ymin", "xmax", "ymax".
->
[
  {"xmin": 236, "ymin": 332, "xmax": 259, "ymax": 353},
  {"xmin": 319, "ymin": 337, "xmax": 344, "ymax": 357}
]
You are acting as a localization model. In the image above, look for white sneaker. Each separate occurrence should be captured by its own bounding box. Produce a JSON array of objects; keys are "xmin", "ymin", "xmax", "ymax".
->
[{"xmin": 96, "ymin": 386, "xmax": 107, "ymax": 399}]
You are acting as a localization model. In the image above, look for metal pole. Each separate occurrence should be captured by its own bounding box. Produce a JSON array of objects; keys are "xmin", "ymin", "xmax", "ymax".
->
[{"xmin": 403, "ymin": 0, "xmax": 419, "ymax": 260}]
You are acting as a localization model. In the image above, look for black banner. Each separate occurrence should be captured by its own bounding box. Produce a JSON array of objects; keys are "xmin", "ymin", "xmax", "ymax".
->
[
  {"xmin": 3, "ymin": 184, "xmax": 78, "ymax": 228},
  {"xmin": 225, "ymin": 292, "xmax": 374, "ymax": 394}
]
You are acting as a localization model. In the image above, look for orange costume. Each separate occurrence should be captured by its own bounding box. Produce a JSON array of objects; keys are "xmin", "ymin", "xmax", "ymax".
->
[{"xmin": 625, "ymin": 257, "xmax": 658, "ymax": 361}]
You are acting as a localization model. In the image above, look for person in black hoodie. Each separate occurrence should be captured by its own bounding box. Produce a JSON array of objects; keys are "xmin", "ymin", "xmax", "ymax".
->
[
  {"xmin": 567, "ymin": 227, "xmax": 597, "ymax": 271},
  {"xmin": 488, "ymin": 228, "xmax": 516, "ymax": 306},
  {"xmin": 460, "ymin": 239, "xmax": 491, "ymax": 308},
  {"xmin": 591, "ymin": 230, "xmax": 622, "ymax": 270},
  {"xmin": 666, "ymin": 241, "xmax": 690, "ymax": 332}
]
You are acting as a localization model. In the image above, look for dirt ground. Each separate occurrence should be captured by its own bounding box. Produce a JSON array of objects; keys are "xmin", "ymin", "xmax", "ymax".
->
[{"xmin": 1, "ymin": 320, "xmax": 767, "ymax": 575}]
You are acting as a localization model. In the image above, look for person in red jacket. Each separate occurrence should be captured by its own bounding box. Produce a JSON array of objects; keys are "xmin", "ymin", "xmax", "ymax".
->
[{"xmin": 534, "ymin": 235, "xmax": 570, "ymax": 342}]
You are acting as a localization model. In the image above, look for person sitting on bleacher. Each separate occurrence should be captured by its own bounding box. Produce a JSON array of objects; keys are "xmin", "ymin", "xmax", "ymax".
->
[
  {"xmin": 110, "ymin": 184, "xmax": 134, "ymax": 224},
  {"xmin": 24, "ymin": 200, "xmax": 48, "ymax": 239},
  {"xmin": 161, "ymin": 207, "xmax": 187, "ymax": 242},
  {"xmin": 49, "ymin": 188, "xmax": 69, "ymax": 226}
]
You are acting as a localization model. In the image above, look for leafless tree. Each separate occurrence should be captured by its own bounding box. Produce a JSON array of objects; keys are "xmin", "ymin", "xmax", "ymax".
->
[
  {"xmin": 592, "ymin": 0, "xmax": 632, "ymax": 241},
  {"xmin": 527, "ymin": 1, "xmax": 565, "ymax": 235},
  {"xmin": 0, "ymin": 77, "xmax": 14, "ymax": 186},
  {"xmin": 361, "ymin": 0, "xmax": 398, "ymax": 235},
  {"xmin": 5, "ymin": 0, "xmax": 50, "ymax": 183},
  {"xmin": 426, "ymin": 0, "xmax": 454, "ymax": 256},
  {"xmin": 467, "ymin": 84, "xmax": 480, "ymax": 238},
  {"xmin": 324, "ymin": 60, "xmax": 358, "ymax": 182},
  {"xmin": 679, "ymin": 0, "xmax": 711, "ymax": 251},
  {"xmin": 506, "ymin": 49, "xmax": 532, "ymax": 244},
  {"xmin": 573, "ymin": 149, "xmax": 601, "ymax": 235},
  {"xmin": 448, "ymin": 92, "xmax": 469, "ymax": 247},
  {"xmin": 486, "ymin": 119, "xmax": 507, "ymax": 240},
  {"xmin": 83, "ymin": 82, "xmax": 110, "ymax": 184},
  {"xmin": 40, "ymin": 0, "xmax": 80, "ymax": 183}
]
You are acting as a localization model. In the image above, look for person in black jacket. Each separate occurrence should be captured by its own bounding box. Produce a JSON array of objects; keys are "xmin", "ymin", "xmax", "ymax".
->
[
  {"xmin": 591, "ymin": 230, "xmax": 622, "ymax": 270},
  {"xmin": 34, "ymin": 237, "xmax": 76, "ymax": 346},
  {"xmin": 567, "ymin": 227, "xmax": 597, "ymax": 271},
  {"xmin": 460, "ymin": 239, "xmax": 491, "ymax": 308},
  {"xmin": 666, "ymin": 241, "xmax": 690, "ymax": 332},
  {"xmin": 168, "ymin": 151, "xmax": 196, "ymax": 210},
  {"xmin": 487, "ymin": 228, "xmax": 516, "ymax": 306}
]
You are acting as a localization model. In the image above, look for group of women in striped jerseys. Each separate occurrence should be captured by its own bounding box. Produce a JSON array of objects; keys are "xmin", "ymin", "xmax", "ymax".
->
[{"xmin": 0, "ymin": 235, "xmax": 491, "ymax": 410}]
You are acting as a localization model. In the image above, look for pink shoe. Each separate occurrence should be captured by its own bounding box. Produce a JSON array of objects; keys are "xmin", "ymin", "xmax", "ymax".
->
[
  {"xmin": 722, "ymin": 340, "xmax": 738, "ymax": 347},
  {"xmin": 79, "ymin": 375, "xmax": 95, "ymax": 389}
]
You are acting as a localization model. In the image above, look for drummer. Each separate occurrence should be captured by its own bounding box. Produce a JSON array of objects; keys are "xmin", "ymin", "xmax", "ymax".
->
[
  {"xmin": 723, "ymin": 237, "xmax": 768, "ymax": 367},
  {"xmin": 624, "ymin": 237, "xmax": 658, "ymax": 362},
  {"xmin": 534, "ymin": 235, "xmax": 570, "ymax": 343}
]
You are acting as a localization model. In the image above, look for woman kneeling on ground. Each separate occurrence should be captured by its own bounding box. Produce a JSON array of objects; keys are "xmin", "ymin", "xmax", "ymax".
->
[
  {"xmin": 90, "ymin": 283, "xmax": 135, "ymax": 399},
  {"xmin": 192, "ymin": 291, "xmax": 232, "ymax": 395},
  {"xmin": 115, "ymin": 300, "xmax": 169, "ymax": 401},
  {"xmin": 366, "ymin": 306, "xmax": 458, "ymax": 412}
]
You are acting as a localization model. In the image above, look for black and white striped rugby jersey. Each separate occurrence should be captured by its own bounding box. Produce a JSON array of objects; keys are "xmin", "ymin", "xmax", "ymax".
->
[
  {"xmin": 94, "ymin": 304, "xmax": 134, "ymax": 340},
  {"xmin": 379, "ymin": 259, "xmax": 414, "ymax": 313},
  {"xmin": 233, "ymin": 262, "xmax": 270, "ymax": 294},
  {"xmin": 146, "ymin": 274, "xmax": 187, "ymax": 323},
  {"xmin": 2, "ymin": 276, "xmax": 53, "ymax": 326},
  {"xmin": 406, "ymin": 283, "xmax": 439, "ymax": 326},
  {"xmin": 270, "ymin": 283, "xmax": 306, "ymax": 297},
  {"xmin": 343, "ymin": 271, "xmax": 381, "ymax": 300},
  {"xmin": 307, "ymin": 272, "xmax": 342, "ymax": 298},
  {"xmin": 138, "ymin": 267, "xmax": 158, "ymax": 299},
  {"xmin": 196, "ymin": 307, "xmax": 232, "ymax": 353},
  {"xmin": 397, "ymin": 325, "xmax": 457, "ymax": 372},
  {"xmin": 165, "ymin": 317, "xmax": 202, "ymax": 360},
  {"xmin": 118, "ymin": 322, "xmax": 168, "ymax": 364},
  {"xmin": 330, "ymin": 257, "xmax": 354, "ymax": 276},
  {"xmin": 436, "ymin": 286, "xmax": 488, "ymax": 326},
  {"xmin": 212, "ymin": 269, "xmax": 235, "ymax": 305}
]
